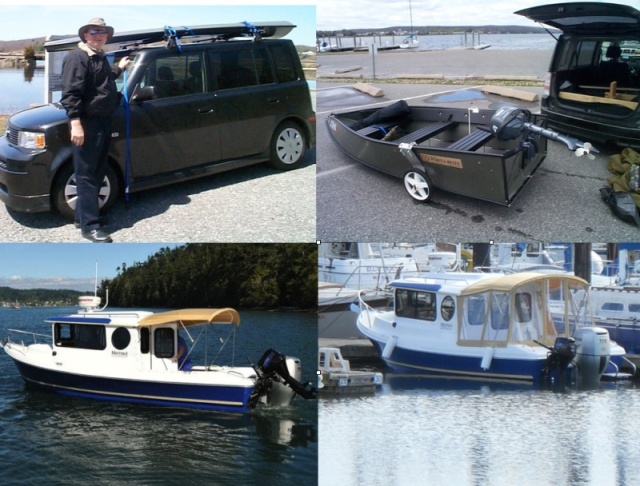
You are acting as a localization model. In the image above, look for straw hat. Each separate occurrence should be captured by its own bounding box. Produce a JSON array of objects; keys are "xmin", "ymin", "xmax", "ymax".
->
[{"xmin": 78, "ymin": 17, "xmax": 114, "ymax": 42}]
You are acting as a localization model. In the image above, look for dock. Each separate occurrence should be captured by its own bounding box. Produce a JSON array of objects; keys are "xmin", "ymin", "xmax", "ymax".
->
[{"xmin": 319, "ymin": 338, "xmax": 382, "ymax": 366}]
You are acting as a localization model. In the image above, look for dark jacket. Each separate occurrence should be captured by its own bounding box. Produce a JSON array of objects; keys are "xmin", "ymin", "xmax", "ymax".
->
[{"xmin": 60, "ymin": 42, "xmax": 122, "ymax": 119}]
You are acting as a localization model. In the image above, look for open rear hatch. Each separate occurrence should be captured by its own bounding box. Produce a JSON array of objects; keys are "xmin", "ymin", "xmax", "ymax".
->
[{"xmin": 514, "ymin": 2, "xmax": 640, "ymax": 36}]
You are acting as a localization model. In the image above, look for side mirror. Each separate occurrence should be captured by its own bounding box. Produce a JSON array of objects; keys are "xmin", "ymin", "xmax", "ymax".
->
[{"xmin": 131, "ymin": 86, "xmax": 158, "ymax": 103}]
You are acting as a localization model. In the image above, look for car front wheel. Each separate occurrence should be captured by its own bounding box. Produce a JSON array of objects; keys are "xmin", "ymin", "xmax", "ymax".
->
[
  {"xmin": 268, "ymin": 121, "xmax": 307, "ymax": 170},
  {"xmin": 52, "ymin": 163, "xmax": 120, "ymax": 220}
]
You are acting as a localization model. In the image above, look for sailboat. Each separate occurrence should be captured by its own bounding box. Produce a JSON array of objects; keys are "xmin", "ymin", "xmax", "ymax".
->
[{"xmin": 399, "ymin": 0, "xmax": 419, "ymax": 49}]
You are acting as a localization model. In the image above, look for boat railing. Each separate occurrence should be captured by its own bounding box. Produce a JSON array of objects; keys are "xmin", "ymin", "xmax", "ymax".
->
[
  {"xmin": 6, "ymin": 328, "xmax": 50, "ymax": 347},
  {"xmin": 355, "ymin": 289, "xmax": 393, "ymax": 328}
]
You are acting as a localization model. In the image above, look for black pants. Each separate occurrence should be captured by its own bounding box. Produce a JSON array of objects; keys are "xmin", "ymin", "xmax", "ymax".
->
[{"xmin": 73, "ymin": 116, "xmax": 111, "ymax": 231}]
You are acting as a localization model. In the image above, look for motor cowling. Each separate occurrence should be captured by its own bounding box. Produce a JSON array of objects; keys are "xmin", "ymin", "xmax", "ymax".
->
[
  {"xmin": 574, "ymin": 327, "xmax": 611, "ymax": 387},
  {"xmin": 255, "ymin": 348, "xmax": 317, "ymax": 402}
]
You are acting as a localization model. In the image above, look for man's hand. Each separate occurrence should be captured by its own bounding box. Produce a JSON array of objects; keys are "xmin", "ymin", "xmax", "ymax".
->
[
  {"xmin": 118, "ymin": 56, "xmax": 131, "ymax": 70},
  {"xmin": 70, "ymin": 119, "xmax": 84, "ymax": 146}
]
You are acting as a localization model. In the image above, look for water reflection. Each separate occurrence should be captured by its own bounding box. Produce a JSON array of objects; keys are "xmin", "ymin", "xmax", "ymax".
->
[
  {"xmin": 23, "ymin": 62, "xmax": 36, "ymax": 83},
  {"xmin": 320, "ymin": 377, "xmax": 640, "ymax": 486}
]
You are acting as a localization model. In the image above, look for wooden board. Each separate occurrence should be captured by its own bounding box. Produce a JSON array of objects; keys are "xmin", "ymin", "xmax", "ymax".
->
[
  {"xmin": 558, "ymin": 91, "xmax": 638, "ymax": 110},
  {"xmin": 481, "ymin": 85, "xmax": 539, "ymax": 102},
  {"xmin": 44, "ymin": 21, "xmax": 295, "ymax": 52}
]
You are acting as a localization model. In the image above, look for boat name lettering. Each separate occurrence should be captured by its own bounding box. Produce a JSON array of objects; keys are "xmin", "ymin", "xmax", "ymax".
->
[
  {"xmin": 112, "ymin": 350, "xmax": 128, "ymax": 357},
  {"xmin": 418, "ymin": 153, "xmax": 464, "ymax": 169},
  {"xmin": 440, "ymin": 322, "xmax": 453, "ymax": 330}
]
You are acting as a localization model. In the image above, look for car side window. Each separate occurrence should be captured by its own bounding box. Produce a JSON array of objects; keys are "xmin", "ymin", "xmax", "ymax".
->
[
  {"xmin": 140, "ymin": 52, "xmax": 206, "ymax": 99},
  {"xmin": 270, "ymin": 45, "xmax": 298, "ymax": 83}
]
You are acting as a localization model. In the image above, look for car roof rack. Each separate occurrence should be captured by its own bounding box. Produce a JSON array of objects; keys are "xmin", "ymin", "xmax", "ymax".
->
[{"xmin": 44, "ymin": 21, "xmax": 296, "ymax": 52}]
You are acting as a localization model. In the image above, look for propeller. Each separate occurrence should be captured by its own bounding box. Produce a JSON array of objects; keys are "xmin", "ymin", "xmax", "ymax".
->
[{"xmin": 575, "ymin": 142, "xmax": 596, "ymax": 159}]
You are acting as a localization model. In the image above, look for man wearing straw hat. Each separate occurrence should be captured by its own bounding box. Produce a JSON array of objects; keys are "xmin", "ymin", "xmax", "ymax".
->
[{"xmin": 60, "ymin": 17, "xmax": 129, "ymax": 243}]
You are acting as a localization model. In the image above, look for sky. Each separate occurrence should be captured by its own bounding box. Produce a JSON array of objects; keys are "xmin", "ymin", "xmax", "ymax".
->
[
  {"xmin": 317, "ymin": 0, "xmax": 640, "ymax": 31},
  {"xmin": 0, "ymin": 243, "xmax": 180, "ymax": 291},
  {"xmin": 0, "ymin": 1, "xmax": 316, "ymax": 46}
]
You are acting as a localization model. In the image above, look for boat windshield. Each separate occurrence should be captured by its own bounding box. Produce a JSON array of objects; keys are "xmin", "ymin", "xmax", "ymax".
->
[{"xmin": 458, "ymin": 274, "xmax": 592, "ymax": 347}]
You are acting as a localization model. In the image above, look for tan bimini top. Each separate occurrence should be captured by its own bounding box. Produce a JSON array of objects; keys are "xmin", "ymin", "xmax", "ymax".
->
[{"xmin": 138, "ymin": 308, "xmax": 240, "ymax": 327}]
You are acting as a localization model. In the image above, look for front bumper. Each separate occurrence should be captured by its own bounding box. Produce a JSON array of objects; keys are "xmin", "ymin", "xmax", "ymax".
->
[{"xmin": 0, "ymin": 135, "xmax": 53, "ymax": 213}]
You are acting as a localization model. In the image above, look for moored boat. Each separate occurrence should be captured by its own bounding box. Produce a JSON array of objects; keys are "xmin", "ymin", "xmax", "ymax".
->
[
  {"xmin": 354, "ymin": 272, "xmax": 615, "ymax": 386},
  {"xmin": 1, "ymin": 297, "xmax": 316, "ymax": 413},
  {"xmin": 318, "ymin": 346, "xmax": 383, "ymax": 394}
]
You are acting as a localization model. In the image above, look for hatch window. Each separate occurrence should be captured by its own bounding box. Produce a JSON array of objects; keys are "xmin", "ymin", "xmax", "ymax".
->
[
  {"xmin": 111, "ymin": 327, "xmax": 131, "ymax": 350},
  {"xmin": 441, "ymin": 295, "xmax": 455, "ymax": 321},
  {"xmin": 154, "ymin": 328, "xmax": 175, "ymax": 358},
  {"xmin": 54, "ymin": 323, "xmax": 106, "ymax": 350}
]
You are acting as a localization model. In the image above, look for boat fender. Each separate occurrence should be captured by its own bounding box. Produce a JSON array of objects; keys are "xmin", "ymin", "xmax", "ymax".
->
[
  {"xmin": 481, "ymin": 347, "xmax": 494, "ymax": 370},
  {"xmin": 382, "ymin": 336, "xmax": 398, "ymax": 359}
]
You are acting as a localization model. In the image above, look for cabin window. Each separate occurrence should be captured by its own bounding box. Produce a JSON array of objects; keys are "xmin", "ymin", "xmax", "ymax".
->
[
  {"xmin": 154, "ymin": 328, "xmax": 175, "ymax": 358},
  {"xmin": 490, "ymin": 294, "xmax": 510, "ymax": 331},
  {"xmin": 515, "ymin": 293, "xmax": 533, "ymax": 323},
  {"xmin": 140, "ymin": 328, "xmax": 150, "ymax": 354},
  {"xmin": 54, "ymin": 323, "xmax": 106, "ymax": 350},
  {"xmin": 441, "ymin": 296, "xmax": 455, "ymax": 321},
  {"xmin": 111, "ymin": 327, "xmax": 131, "ymax": 350},
  {"xmin": 467, "ymin": 296, "xmax": 486, "ymax": 326},
  {"xmin": 630, "ymin": 304, "xmax": 640, "ymax": 313},
  {"xmin": 396, "ymin": 289, "xmax": 436, "ymax": 321},
  {"xmin": 602, "ymin": 302, "xmax": 624, "ymax": 312}
]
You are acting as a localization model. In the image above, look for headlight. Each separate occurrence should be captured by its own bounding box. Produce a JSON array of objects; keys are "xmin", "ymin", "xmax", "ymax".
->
[{"xmin": 18, "ymin": 131, "xmax": 46, "ymax": 149}]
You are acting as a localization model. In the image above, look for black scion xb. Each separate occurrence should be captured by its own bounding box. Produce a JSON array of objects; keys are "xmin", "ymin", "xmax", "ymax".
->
[{"xmin": 0, "ymin": 23, "xmax": 316, "ymax": 219}]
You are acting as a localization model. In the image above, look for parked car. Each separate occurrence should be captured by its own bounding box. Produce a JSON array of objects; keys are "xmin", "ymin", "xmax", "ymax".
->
[
  {"xmin": 516, "ymin": 2, "xmax": 640, "ymax": 149},
  {"xmin": 0, "ymin": 25, "xmax": 316, "ymax": 219}
]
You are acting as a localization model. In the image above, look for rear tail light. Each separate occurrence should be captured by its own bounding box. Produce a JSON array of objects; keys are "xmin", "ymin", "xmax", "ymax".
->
[{"xmin": 543, "ymin": 73, "xmax": 551, "ymax": 97}]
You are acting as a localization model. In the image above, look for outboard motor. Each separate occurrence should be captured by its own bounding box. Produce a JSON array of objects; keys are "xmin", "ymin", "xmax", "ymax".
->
[
  {"xmin": 253, "ymin": 349, "xmax": 317, "ymax": 407},
  {"xmin": 490, "ymin": 106, "xmax": 598, "ymax": 158},
  {"xmin": 574, "ymin": 327, "xmax": 611, "ymax": 388},
  {"xmin": 540, "ymin": 336, "xmax": 577, "ymax": 387}
]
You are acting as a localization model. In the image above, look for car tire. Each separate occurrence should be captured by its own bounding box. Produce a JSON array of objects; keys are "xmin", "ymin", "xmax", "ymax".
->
[
  {"xmin": 403, "ymin": 169, "xmax": 433, "ymax": 202},
  {"xmin": 268, "ymin": 121, "xmax": 306, "ymax": 170},
  {"xmin": 52, "ymin": 163, "xmax": 120, "ymax": 220}
]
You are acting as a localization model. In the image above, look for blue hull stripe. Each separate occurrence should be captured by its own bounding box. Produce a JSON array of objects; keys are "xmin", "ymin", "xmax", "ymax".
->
[
  {"xmin": 13, "ymin": 359, "xmax": 253, "ymax": 413},
  {"xmin": 370, "ymin": 340, "xmax": 544, "ymax": 383}
]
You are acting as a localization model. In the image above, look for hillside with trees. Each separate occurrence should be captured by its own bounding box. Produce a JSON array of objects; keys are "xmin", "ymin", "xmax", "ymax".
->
[
  {"xmin": 0, "ymin": 287, "xmax": 82, "ymax": 307},
  {"xmin": 97, "ymin": 243, "xmax": 317, "ymax": 310}
]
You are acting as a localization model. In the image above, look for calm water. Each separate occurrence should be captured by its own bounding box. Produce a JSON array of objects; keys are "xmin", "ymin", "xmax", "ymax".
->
[
  {"xmin": 319, "ymin": 375, "xmax": 640, "ymax": 486},
  {"xmin": 320, "ymin": 32, "xmax": 557, "ymax": 52},
  {"xmin": 0, "ymin": 66, "xmax": 46, "ymax": 115},
  {"xmin": 0, "ymin": 307, "xmax": 318, "ymax": 485}
]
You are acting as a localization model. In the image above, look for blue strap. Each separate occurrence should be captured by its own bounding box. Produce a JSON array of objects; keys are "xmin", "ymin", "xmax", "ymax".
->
[
  {"xmin": 242, "ymin": 21, "xmax": 260, "ymax": 37},
  {"xmin": 122, "ymin": 68, "xmax": 131, "ymax": 202},
  {"xmin": 375, "ymin": 125, "xmax": 388, "ymax": 135},
  {"xmin": 164, "ymin": 25, "xmax": 181, "ymax": 52},
  {"xmin": 164, "ymin": 25, "xmax": 194, "ymax": 52}
]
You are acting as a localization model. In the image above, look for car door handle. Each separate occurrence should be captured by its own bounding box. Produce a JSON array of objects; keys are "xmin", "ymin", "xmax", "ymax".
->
[{"xmin": 198, "ymin": 108, "xmax": 214, "ymax": 114}]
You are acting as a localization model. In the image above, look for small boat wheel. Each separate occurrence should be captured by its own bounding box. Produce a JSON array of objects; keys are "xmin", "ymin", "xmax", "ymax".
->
[{"xmin": 403, "ymin": 169, "xmax": 432, "ymax": 202}]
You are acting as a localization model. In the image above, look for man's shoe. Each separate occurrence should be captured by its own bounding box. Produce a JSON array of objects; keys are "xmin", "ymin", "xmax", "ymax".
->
[
  {"xmin": 74, "ymin": 216, "xmax": 108, "ymax": 229},
  {"xmin": 82, "ymin": 229, "xmax": 113, "ymax": 243}
]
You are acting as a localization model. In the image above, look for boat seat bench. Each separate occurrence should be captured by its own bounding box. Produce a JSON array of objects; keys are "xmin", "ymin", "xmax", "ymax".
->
[
  {"xmin": 394, "ymin": 120, "xmax": 457, "ymax": 144},
  {"xmin": 448, "ymin": 129, "xmax": 494, "ymax": 152},
  {"xmin": 356, "ymin": 122, "xmax": 400, "ymax": 138}
]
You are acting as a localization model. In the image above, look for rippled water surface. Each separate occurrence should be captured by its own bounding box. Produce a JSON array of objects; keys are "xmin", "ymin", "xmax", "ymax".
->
[
  {"xmin": 0, "ymin": 307, "xmax": 317, "ymax": 484},
  {"xmin": 320, "ymin": 376, "xmax": 640, "ymax": 486}
]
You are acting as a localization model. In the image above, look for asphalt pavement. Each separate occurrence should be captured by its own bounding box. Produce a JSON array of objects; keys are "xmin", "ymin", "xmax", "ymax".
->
[
  {"xmin": 0, "ymin": 150, "xmax": 316, "ymax": 243},
  {"xmin": 316, "ymin": 81, "xmax": 640, "ymax": 242}
]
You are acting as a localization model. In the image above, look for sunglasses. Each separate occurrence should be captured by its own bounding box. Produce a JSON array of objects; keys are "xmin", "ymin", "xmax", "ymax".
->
[{"xmin": 88, "ymin": 29, "xmax": 109, "ymax": 36}]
